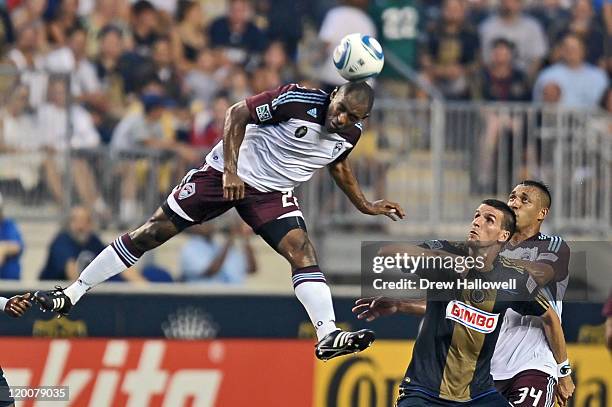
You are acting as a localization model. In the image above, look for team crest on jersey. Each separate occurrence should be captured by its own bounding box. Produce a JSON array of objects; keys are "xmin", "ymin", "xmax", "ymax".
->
[
  {"xmin": 332, "ymin": 142, "xmax": 343, "ymax": 156},
  {"xmin": 178, "ymin": 182, "xmax": 196, "ymax": 200},
  {"xmin": 295, "ymin": 126, "xmax": 308, "ymax": 138},
  {"xmin": 255, "ymin": 104, "xmax": 272, "ymax": 122},
  {"xmin": 445, "ymin": 300, "xmax": 499, "ymax": 334}
]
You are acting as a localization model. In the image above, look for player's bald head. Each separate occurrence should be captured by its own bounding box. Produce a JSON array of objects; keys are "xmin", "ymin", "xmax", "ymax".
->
[
  {"xmin": 337, "ymin": 81, "xmax": 375, "ymax": 114},
  {"xmin": 517, "ymin": 180, "xmax": 551, "ymax": 209}
]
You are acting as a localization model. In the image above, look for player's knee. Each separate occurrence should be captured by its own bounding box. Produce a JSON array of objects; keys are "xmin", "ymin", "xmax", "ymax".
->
[
  {"xmin": 279, "ymin": 230, "xmax": 317, "ymax": 267},
  {"xmin": 130, "ymin": 221, "xmax": 172, "ymax": 251}
]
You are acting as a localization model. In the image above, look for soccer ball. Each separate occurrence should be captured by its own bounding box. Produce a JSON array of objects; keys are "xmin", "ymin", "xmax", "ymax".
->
[{"xmin": 333, "ymin": 33, "xmax": 384, "ymax": 81}]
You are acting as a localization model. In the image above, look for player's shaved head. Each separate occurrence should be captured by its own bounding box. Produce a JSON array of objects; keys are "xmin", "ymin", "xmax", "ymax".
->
[
  {"xmin": 338, "ymin": 81, "xmax": 375, "ymax": 113},
  {"xmin": 518, "ymin": 180, "xmax": 551, "ymax": 209},
  {"xmin": 326, "ymin": 82, "xmax": 374, "ymax": 132}
]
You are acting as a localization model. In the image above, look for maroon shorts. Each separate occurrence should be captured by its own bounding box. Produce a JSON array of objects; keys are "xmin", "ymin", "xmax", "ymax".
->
[
  {"xmin": 163, "ymin": 164, "xmax": 304, "ymax": 231},
  {"xmin": 495, "ymin": 370, "xmax": 556, "ymax": 407}
]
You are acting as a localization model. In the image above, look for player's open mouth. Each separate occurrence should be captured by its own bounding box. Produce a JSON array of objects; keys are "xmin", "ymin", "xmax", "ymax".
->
[{"xmin": 468, "ymin": 230, "xmax": 478, "ymax": 238}]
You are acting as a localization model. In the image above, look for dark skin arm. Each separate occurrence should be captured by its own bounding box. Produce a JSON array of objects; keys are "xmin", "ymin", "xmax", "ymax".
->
[
  {"xmin": 222, "ymin": 101, "xmax": 251, "ymax": 201},
  {"xmin": 328, "ymin": 158, "xmax": 405, "ymax": 221},
  {"xmin": 352, "ymin": 297, "xmax": 426, "ymax": 321},
  {"xmin": 506, "ymin": 258, "xmax": 554, "ymax": 287},
  {"xmin": 3, "ymin": 293, "xmax": 32, "ymax": 317}
]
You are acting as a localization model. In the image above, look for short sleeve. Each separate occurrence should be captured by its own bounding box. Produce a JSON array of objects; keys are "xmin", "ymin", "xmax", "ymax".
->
[
  {"xmin": 3, "ymin": 220, "xmax": 24, "ymax": 253},
  {"xmin": 245, "ymin": 83, "xmax": 328, "ymax": 125},
  {"xmin": 245, "ymin": 84, "xmax": 296, "ymax": 124},
  {"xmin": 535, "ymin": 238, "xmax": 570, "ymax": 282}
]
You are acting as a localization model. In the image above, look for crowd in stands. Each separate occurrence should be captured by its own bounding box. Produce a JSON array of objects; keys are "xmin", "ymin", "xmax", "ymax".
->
[{"xmin": 0, "ymin": 0, "xmax": 610, "ymax": 283}]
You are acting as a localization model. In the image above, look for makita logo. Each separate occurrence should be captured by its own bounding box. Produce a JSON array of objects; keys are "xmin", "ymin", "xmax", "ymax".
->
[{"xmin": 445, "ymin": 300, "xmax": 499, "ymax": 334}]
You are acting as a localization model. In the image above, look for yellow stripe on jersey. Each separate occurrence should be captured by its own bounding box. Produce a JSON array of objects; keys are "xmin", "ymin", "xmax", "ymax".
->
[
  {"xmin": 535, "ymin": 293, "xmax": 551, "ymax": 311},
  {"xmin": 439, "ymin": 290, "xmax": 498, "ymax": 401},
  {"xmin": 499, "ymin": 257, "xmax": 527, "ymax": 273}
]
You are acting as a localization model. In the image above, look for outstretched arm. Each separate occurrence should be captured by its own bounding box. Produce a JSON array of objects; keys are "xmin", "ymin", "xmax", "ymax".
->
[
  {"xmin": 328, "ymin": 158, "xmax": 405, "ymax": 221},
  {"xmin": 1, "ymin": 293, "xmax": 32, "ymax": 317},
  {"xmin": 507, "ymin": 259, "xmax": 554, "ymax": 286},
  {"xmin": 541, "ymin": 308, "xmax": 575, "ymax": 407},
  {"xmin": 223, "ymin": 101, "xmax": 251, "ymax": 200},
  {"xmin": 352, "ymin": 297, "xmax": 427, "ymax": 321}
]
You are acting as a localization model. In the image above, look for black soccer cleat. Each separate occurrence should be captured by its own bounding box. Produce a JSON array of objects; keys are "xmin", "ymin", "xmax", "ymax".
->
[
  {"xmin": 315, "ymin": 329, "xmax": 376, "ymax": 361},
  {"xmin": 33, "ymin": 286, "xmax": 73, "ymax": 317}
]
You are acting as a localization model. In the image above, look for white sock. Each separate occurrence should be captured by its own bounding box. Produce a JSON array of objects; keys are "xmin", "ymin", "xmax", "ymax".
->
[
  {"xmin": 64, "ymin": 246, "xmax": 128, "ymax": 304},
  {"xmin": 294, "ymin": 282, "xmax": 338, "ymax": 341}
]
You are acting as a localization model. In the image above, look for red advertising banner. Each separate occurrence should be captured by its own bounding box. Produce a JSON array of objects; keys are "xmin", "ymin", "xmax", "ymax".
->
[{"xmin": 0, "ymin": 338, "xmax": 315, "ymax": 407}]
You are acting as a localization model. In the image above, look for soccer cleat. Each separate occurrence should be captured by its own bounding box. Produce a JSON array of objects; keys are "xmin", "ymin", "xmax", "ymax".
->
[
  {"xmin": 315, "ymin": 329, "xmax": 376, "ymax": 361},
  {"xmin": 33, "ymin": 286, "xmax": 72, "ymax": 317}
]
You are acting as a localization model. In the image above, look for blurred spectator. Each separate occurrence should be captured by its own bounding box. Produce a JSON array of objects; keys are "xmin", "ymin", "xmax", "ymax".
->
[
  {"xmin": 549, "ymin": 0, "xmax": 605, "ymax": 66},
  {"xmin": 318, "ymin": 0, "xmax": 376, "ymax": 89},
  {"xmin": 529, "ymin": 0, "xmax": 570, "ymax": 44},
  {"xmin": 533, "ymin": 34, "xmax": 609, "ymax": 108},
  {"xmin": 190, "ymin": 92, "xmax": 230, "ymax": 150},
  {"xmin": 260, "ymin": 0, "xmax": 306, "ymax": 59},
  {"xmin": 465, "ymin": 0, "xmax": 490, "ymax": 27},
  {"xmin": 208, "ymin": 0, "xmax": 267, "ymax": 69},
  {"xmin": 472, "ymin": 39, "xmax": 531, "ymax": 193},
  {"xmin": 48, "ymin": 0, "xmax": 84, "ymax": 46},
  {"xmin": 250, "ymin": 65, "xmax": 280, "ymax": 94},
  {"xmin": 180, "ymin": 221, "xmax": 257, "ymax": 284},
  {"xmin": 225, "ymin": 64, "xmax": 251, "ymax": 103},
  {"xmin": 369, "ymin": 0, "xmax": 424, "ymax": 96},
  {"xmin": 111, "ymin": 93, "xmax": 194, "ymax": 225},
  {"xmin": 8, "ymin": 22, "xmax": 48, "ymax": 107},
  {"xmin": 45, "ymin": 26, "xmax": 103, "ymax": 102},
  {"xmin": 82, "ymin": 0, "xmax": 130, "ymax": 58},
  {"xmin": 173, "ymin": 0, "xmax": 206, "ymax": 72},
  {"xmin": 40, "ymin": 206, "xmax": 146, "ymax": 282},
  {"xmin": 470, "ymin": 38, "xmax": 529, "ymax": 101},
  {"xmin": 184, "ymin": 48, "xmax": 221, "ymax": 105},
  {"xmin": 136, "ymin": 36, "xmax": 182, "ymax": 101},
  {"xmin": 0, "ymin": 83, "xmax": 49, "ymax": 195},
  {"xmin": 0, "ymin": 193, "xmax": 24, "ymax": 280},
  {"xmin": 38, "ymin": 76, "xmax": 100, "ymax": 151},
  {"xmin": 94, "ymin": 25, "xmax": 130, "ymax": 119},
  {"xmin": 40, "ymin": 206, "xmax": 104, "ymax": 280},
  {"xmin": 420, "ymin": 0, "xmax": 479, "ymax": 100},
  {"xmin": 605, "ymin": 292, "xmax": 612, "ymax": 352},
  {"xmin": 541, "ymin": 81, "xmax": 562, "ymax": 104},
  {"xmin": 10, "ymin": 0, "xmax": 47, "ymax": 33},
  {"xmin": 129, "ymin": 0, "xmax": 160, "ymax": 58},
  {"xmin": 38, "ymin": 76, "xmax": 108, "ymax": 218},
  {"xmin": 262, "ymin": 40, "xmax": 296, "ymax": 84},
  {"xmin": 0, "ymin": 7, "xmax": 15, "ymax": 53},
  {"xmin": 479, "ymin": 0, "xmax": 548, "ymax": 78}
]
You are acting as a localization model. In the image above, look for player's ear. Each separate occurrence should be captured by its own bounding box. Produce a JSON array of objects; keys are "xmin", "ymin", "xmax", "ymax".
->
[
  {"xmin": 538, "ymin": 207, "xmax": 549, "ymax": 222},
  {"xmin": 499, "ymin": 229, "xmax": 510, "ymax": 243}
]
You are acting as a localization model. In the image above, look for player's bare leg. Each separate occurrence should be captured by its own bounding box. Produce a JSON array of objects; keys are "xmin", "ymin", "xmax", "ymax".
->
[
  {"xmin": 275, "ymin": 228, "xmax": 375, "ymax": 360},
  {"xmin": 33, "ymin": 207, "xmax": 180, "ymax": 315}
]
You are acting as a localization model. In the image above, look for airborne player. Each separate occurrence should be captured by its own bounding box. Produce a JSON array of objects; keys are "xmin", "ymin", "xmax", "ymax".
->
[{"xmin": 34, "ymin": 81, "xmax": 405, "ymax": 360}]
